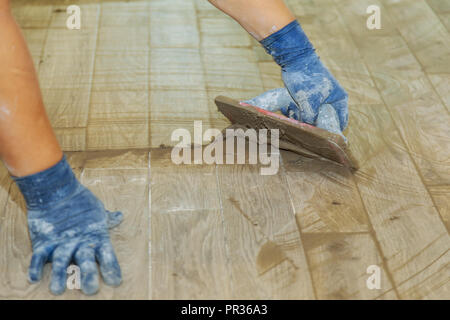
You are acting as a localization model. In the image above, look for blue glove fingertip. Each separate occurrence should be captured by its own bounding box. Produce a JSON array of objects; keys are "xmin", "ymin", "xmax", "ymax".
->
[
  {"xmin": 107, "ymin": 210, "xmax": 124, "ymax": 229},
  {"xmin": 28, "ymin": 249, "xmax": 50, "ymax": 283},
  {"xmin": 96, "ymin": 244, "xmax": 122, "ymax": 287}
]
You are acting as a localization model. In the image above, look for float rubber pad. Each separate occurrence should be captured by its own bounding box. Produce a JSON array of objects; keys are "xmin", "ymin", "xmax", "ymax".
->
[{"xmin": 215, "ymin": 95, "xmax": 358, "ymax": 171}]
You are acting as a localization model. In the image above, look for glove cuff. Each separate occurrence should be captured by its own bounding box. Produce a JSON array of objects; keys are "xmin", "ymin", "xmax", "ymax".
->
[
  {"xmin": 260, "ymin": 20, "xmax": 316, "ymax": 69},
  {"xmin": 12, "ymin": 155, "xmax": 79, "ymax": 210}
]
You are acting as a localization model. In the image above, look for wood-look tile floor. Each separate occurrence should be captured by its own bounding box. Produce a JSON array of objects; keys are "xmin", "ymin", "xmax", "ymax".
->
[{"xmin": 0, "ymin": 0, "xmax": 448, "ymax": 299}]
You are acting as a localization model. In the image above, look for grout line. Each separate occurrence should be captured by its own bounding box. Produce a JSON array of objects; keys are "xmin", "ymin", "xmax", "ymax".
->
[
  {"xmin": 350, "ymin": 172, "xmax": 402, "ymax": 299},
  {"xmin": 84, "ymin": 3, "xmax": 102, "ymax": 151},
  {"xmin": 331, "ymin": 0, "xmax": 402, "ymax": 299},
  {"xmin": 198, "ymin": 0, "xmax": 235, "ymax": 299},
  {"xmin": 147, "ymin": 150, "xmax": 152, "ymax": 300},
  {"xmin": 35, "ymin": 4, "xmax": 52, "ymax": 74},
  {"xmin": 194, "ymin": 3, "xmax": 214, "ymax": 128},
  {"xmin": 213, "ymin": 163, "xmax": 234, "ymax": 299},
  {"xmin": 147, "ymin": 1, "xmax": 152, "ymax": 149},
  {"xmin": 279, "ymin": 152, "xmax": 318, "ymax": 300},
  {"xmin": 28, "ymin": 2, "xmax": 53, "ymax": 79}
]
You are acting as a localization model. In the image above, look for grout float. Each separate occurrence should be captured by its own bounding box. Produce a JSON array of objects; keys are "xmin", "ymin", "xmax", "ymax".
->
[{"xmin": 171, "ymin": 120, "xmax": 280, "ymax": 176}]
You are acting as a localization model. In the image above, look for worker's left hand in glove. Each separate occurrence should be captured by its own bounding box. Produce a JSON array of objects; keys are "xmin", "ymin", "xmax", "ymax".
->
[{"xmin": 13, "ymin": 155, "xmax": 123, "ymax": 296}]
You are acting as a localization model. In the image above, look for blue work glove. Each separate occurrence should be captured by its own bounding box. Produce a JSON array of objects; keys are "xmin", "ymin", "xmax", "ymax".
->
[
  {"xmin": 243, "ymin": 87, "xmax": 345, "ymax": 140},
  {"xmin": 13, "ymin": 155, "xmax": 123, "ymax": 295},
  {"xmin": 252, "ymin": 20, "xmax": 349, "ymax": 132}
]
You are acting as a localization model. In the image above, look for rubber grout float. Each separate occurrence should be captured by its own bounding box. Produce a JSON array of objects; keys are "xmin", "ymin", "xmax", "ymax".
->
[{"xmin": 215, "ymin": 95, "xmax": 359, "ymax": 171}]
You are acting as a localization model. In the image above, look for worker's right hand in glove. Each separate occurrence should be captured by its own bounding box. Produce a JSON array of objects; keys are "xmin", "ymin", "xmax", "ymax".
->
[
  {"xmin": 242, "ymin": 87, "xmax": 346, "ymax": 140},
  {"xmin": 245, "ymin": 20, "xmax": 349, "ymax": 139}
]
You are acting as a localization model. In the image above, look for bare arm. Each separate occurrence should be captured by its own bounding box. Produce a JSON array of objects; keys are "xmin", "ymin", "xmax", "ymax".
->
[
  {"xmin": 0, "ymin": 0, "xmax": 62, "ymax": 177},
  {"xmin": 208, "ymin": 0, "xmax": 295, "ymax": 40}
]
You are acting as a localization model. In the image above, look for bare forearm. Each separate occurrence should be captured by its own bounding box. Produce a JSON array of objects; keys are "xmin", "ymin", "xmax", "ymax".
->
[
  {"xmin": 0, "ymin": 5, "xmax": 62, "ymax": 176},
  {"xmin": 208, "ymin": 0, "xmax": 295, "ymax": 40}
]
